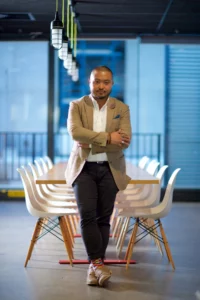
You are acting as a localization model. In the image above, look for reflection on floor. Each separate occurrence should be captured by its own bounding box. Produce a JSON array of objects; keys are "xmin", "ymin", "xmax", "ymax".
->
[{"xmin": 0, "ymin": 201, "xmax": 200, "ymax": 300}]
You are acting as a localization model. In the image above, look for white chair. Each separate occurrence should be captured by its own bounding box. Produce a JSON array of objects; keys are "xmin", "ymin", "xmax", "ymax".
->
[
  {"xmin": 38, "ymin": 158, "xmax": 72, "ymax": 193},
  {"xmin": 39, "ymin": 157, "xmax": 49, "ymax": 173},
  {"xmin": 116, "ymin": 165, "xmax": 168, "ymax": 207},
  {"xmin": 28, "ymin": 162, "xmax": 79, "ymax": 235},
  {"xmin": 30, "ymin": 162, "xmax": 74, "ymax": 199},
  {"xmin": 146, "ymin": 160, "xmax": 160, "ymax": 175},
  {"xmin": 44, "ymin": 156, "xmax": 54, "ymax": 169},
  {"xmin": 113, "ymin": 165, "xmax": 167, "ymax": 243},
  {"xmin": 114, "ymin": 166, "xmax": 168, "ymax": 255},
  {"xmin": 125, "ymin": 156, "xmax": 150, "ymax": 191},
  {"xmin": 22, "ymin": 165, "xmax": 77, "ymax": 208},
  {"xmin": 23, "ymin": 165, "xmax": 79, "ymax": 242},
  {"xmin": 118, "ymin": 168, "xmax": 181, "ymax": 270},
  {"xmin": 138, "ymin": 156, "xmax": 150, "ymax": 169},
  {"xmin": 44, "ymin": 156, "xmax": 70, "ymax": 189},
  {"xmin": 17, "ymin": 168, "xmax": 78, "ymax": 267},
  {"xmin": 125, "ymin": 160, "xmax": 160, "ymax": 195},
  {"xmin": 110, "ymin": 160, "xmax": 160, "ymax": 234}
]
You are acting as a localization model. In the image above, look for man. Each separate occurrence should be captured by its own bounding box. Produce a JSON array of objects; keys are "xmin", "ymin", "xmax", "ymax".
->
[{"xmin": 65, "ymin": 66, "xmax": 132, "ymax": 287}]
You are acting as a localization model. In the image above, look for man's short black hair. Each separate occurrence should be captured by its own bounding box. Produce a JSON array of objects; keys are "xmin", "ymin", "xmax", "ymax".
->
[{"xmin": 90, "ymin": 66, "xmax": 113, "ymax": 77}]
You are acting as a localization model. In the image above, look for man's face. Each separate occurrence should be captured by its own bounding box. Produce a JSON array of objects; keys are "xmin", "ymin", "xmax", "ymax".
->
[{"xmin": 89, "ymin": 70, "xmax": 113, "ymax": 100}]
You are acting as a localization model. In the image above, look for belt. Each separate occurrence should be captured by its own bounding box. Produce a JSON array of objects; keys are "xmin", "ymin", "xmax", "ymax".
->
[{"xmin": 86, "ymin": 161, "xmax": 108, "ymax": 165}]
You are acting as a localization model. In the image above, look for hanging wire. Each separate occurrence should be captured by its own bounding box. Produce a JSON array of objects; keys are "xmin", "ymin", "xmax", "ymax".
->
[
  {"xmin": 62, "ymin": 0, "xmax": 65, "ymax": 24},
  {"xmin": 56, "ymin": 0, "xmax": 58, "ymax": 11},
  {"xmin": 74, "ymin": 22, "xmax": 77, "ymax": 57},
  {"xmin": 67, "ymin": 0, "xmax": 70, "ymax": 39},
  {"xmin": 71, "ymin": 8, "xmax": 74, "ymax": 49}
]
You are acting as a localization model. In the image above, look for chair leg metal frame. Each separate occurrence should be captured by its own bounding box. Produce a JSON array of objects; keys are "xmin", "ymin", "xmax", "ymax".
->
[
  {"xmin": 134, "ymin": 219, "xmax": 163, "ymax": 244},
  {"xmin": 125, "ymin": 218, "xmax": 175, "ymax": 270},
  {"xmin": 38, "ymin": 217, "xmax": 75, "ymax": 251},
  {"xmin": 36, "ymin": 218, "xmax": 64, "ymax": 241},
  {"xmin": 125, "ymin": 218, "xmax": 163, "ymax": 256}
]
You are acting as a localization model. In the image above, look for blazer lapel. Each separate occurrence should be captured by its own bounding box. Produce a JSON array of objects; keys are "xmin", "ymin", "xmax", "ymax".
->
[
  {"xmin": 106, "ymin": 97, "xmax": 116, "ymax": 132},
  {"xmin": 84, "ymin": 95, "xmax": 93, "ymax": 130}
]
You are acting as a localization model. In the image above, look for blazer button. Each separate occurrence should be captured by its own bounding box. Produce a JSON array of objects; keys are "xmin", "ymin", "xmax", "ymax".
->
[{"xmin": 109, "ymin": 161, "xmax": 112, "ymax": 163}]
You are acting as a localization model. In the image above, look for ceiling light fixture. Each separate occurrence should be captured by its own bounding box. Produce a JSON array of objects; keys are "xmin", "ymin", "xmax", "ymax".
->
[
  {"xmin": 50, "ymin": 0, "xmax": 63, "ymax": 49},
  {"xmin": 58, "ymin": 0, "xmax": 68, "ymax": 60}
]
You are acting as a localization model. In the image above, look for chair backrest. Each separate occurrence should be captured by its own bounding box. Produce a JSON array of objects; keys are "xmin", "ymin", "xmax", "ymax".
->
[
  {"xmin": 28, "ymin": 162, "xmax": 39, "ymax": 180},
  {"xmin": 40, "ymin": 157, "xmax": 49, "ymax": 173},
  {"xmin": 154, "ymin": 165, "xmax": 168, "ymax": 205},
  {"xmin": 158, "ymin": 168, "xmax": 181, "ymax": 218},
  {"xmin": 138, "ymin": 156, "xmax": 150, "ymax": 169},
  {"xmin": 34, "ymin": 159, "xmax": 44, "ymax": 176},
  {"xmin": 17, "ymin": 168, "xmax": 42, "ymax": 216},
  {"xmin": 44, "ymin": 156, "xmax": 54, "ymax": 169},
  {"xmin": 28, "ymin": 162, "xmax": 53, "ymax": 198},
  {"xmin": 146, "ymin": 160, "xmax": 160, "ymax": 175},
  {"xmin": 22, "ymin": 165, "xmax": 77, "ymax": 208},
  {"xmin": 22, "ymin": 165, "xmax": 43, "ymax": 200}
]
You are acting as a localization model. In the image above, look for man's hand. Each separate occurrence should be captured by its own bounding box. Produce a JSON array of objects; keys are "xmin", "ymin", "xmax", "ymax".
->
[
  {"xmin": 77, "ymin": 143, "xmax": 90, "ymax": 149},
  {"xmin": 110, "ymin": 130, "xmax": 130, "ymax": 147}
]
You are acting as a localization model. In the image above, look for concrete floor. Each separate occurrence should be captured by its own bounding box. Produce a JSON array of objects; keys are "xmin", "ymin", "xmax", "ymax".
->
[{"xmin": 0, "ymin": 201, "xmax": 200, "ymax": 300}]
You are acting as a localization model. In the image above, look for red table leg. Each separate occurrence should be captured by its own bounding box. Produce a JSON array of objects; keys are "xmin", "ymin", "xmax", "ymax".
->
[{"xmin": 59, "ymin": 259, "xmax": 136, "ymax": 265}]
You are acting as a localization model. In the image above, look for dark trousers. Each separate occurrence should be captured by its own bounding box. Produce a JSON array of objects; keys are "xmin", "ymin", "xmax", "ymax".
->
[{"xmin": 72, "ymin": 161, "xmax": 119, "ymax": 261}]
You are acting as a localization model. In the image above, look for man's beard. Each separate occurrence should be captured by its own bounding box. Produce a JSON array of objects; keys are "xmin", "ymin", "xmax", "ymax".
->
[{"xmin": 93, "ymin": 90, "xmax": 111, "ymax": 100}]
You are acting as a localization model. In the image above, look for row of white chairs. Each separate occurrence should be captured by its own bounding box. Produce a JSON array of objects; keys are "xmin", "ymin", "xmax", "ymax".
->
[
  {"xmin": 42, "ymin": 155, "xmax": 180, "ymax": 270},
  {"xmin": 18, "ymin": 155, "xmax": 180, "ymax": 271},
  {"xmin": 17, "ymin": 158, "xmax": 79, "ymax": 267},
  {"xmin": 111, "ymin": 156, "xmax": 181, "ymax": 270}
]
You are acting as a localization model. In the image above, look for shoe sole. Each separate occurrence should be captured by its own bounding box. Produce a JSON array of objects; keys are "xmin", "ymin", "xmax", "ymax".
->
[
  {"xmin": 86, "ymin": 279, "xmax": 98, "ymax": 286},
  {"xmin": 98, "ymin": 274, "xmax": 111, "ymax": 287}
]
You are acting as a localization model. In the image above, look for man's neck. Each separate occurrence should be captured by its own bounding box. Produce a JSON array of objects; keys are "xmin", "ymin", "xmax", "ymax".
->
[
  {"xmin": 91, "ymin": 95, "xmax": 109, "ymax": 109},
  {"xmin": 96, "ymin": 99, "xmax": 107, "ymax": 109}
]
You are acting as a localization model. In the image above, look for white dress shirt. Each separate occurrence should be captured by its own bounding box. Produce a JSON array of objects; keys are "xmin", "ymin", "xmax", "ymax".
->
[{"xmin": 87, "ymin": 96, "xmax": 108, "ymax": 162}]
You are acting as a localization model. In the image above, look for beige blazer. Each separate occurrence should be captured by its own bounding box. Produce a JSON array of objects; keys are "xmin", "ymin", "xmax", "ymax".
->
[{"xmin": 65, "ymin": 95, "xmax": 132, "ymax": 190}]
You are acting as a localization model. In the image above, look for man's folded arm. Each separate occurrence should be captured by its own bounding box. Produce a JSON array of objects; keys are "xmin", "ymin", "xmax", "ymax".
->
[
  {"xmin": 92, "ymin": 107, "xmax": 132, "ymax": 154},
  {"xmin": 67, "ymin": 102, "xmax": 109, "ymax": 146}
]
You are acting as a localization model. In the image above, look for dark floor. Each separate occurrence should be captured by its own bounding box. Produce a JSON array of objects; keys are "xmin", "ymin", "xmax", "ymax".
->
[{"xmin": 0, "ymin": 201, "xmax": 200, "ymax": 300}]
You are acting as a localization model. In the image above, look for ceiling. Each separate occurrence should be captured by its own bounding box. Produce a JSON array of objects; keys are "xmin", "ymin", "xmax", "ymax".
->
[{"xmin": 0, "ymin": 0, "xmax": 200, "ymax": 41}]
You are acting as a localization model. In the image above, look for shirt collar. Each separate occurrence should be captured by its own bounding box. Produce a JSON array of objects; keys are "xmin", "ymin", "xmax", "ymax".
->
[{"xmin": 90, "ymin": 94, "xmax": 109, "ymax": 109}]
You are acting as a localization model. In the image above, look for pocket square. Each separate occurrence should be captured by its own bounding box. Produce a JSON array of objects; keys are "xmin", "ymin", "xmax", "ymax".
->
[{"xmin": 113, "ymin": 114, "xmax": 120, "ymax": 119}]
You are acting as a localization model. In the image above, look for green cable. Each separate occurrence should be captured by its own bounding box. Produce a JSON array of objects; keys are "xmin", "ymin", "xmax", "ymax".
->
[{"xmin": 62, "ymin": 0, "xmax": 64, "ymax": 25}]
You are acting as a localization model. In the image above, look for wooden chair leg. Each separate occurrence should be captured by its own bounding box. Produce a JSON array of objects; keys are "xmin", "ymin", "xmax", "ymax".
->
[
  {"xmin": 117, "ymin": 217, "xmax": 130, "ymax": 257},
  {"xmin": 24, "ymin": 218, "xmax": 43, "ymax": 267},
  {"xmin": 116, "ymin": 217, "xmax": 127, "ymax": 249},
  {"xmin": 126, "ymin": 220, "xmax": 139, "ymax": 270},
  {"xmin": 112, "ymin": 216, "xmax": 121, "ymax": 241},
  {"xmin": 115, "ymin": 217, "xmax": 125, "ymax": 246},
  {"xmin": 59, "ymin": 217, "xmax": 73, "ymax": 266},
  {"xmin": 115, "ymin": 217, "xmax": 124, "ymax": 243},
  {"xmin": 73, "ymin": 215, "xmax": 79, "ymax": 233},
  {"xmin": 63, "ymin": 217, "xmax": 74, "ymax": 259},
  {"xmin": 159, "ymin": 220, "xmax": 175, "ymax": 270},
  {"xmin": 124, "ymin": 218, "xmax": 136, "ymax": 260},
  {"xmin": 110, "ymin": 208, "xmax": 117, "ymax": 232},
  {"xmin": 69, "ymin": 215, "xmax": 76, "ymax": 236},
  {"xmin": 150, "ymin": 219, "xmax": 163, "ymax": 256},
  {"xmin": 64, "ymin": 216, "xmax": 74, "ymax": 248},
  {"xmin": 36, "ymin": 217, "xmax": 48, "ymax": 238}
]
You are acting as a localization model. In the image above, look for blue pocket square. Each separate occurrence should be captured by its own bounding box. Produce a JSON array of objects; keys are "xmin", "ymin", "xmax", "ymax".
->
[{"xmin": 113, "ymin": 114, "xmax": 120, "ymax": 119}]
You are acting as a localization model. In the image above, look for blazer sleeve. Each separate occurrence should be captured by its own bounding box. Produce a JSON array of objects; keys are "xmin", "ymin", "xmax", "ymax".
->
[
  {"xmin": 91, "ymin": 105, "xmax": 132, "ymax": 154},
  {"xmin": 67, "ymin": 101, "xmax": 109, "ymax": 146}
]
